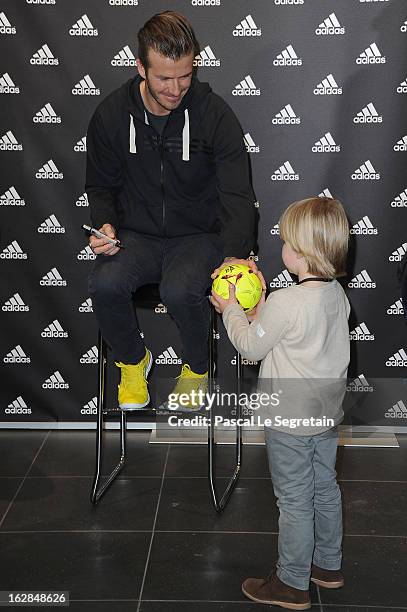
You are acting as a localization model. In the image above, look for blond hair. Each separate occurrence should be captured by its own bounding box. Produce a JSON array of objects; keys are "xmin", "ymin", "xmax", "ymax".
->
[{"xmin": 279, "ymin": 197, "xmax": 349, "ymax": 278}]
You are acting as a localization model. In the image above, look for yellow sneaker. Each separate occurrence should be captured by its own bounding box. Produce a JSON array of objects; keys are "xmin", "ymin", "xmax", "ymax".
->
[
  {"xmin": 115, "ymin": 349, "xmax": 153, "ymax": 410},
  {"xmin": 166, "ymin": 363, "xmax": 208, "ymax": 412}
]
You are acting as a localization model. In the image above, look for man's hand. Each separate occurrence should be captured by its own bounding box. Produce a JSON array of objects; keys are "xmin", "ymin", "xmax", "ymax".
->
[
  {"xmin": 211, "ymin": 257, "xmax": 266, "ymax": 290},
  {"xmin": 89, "ymin": 223, "xmax": 120, "ymax": 256},
  {"xmin": 210, "ymin": 282, "xmax": 239, "ymax": 314}
]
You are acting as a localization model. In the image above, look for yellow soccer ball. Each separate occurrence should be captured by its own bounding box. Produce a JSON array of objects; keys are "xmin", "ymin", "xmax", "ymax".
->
[{"xmin": 212, "ymin": 264, "xmax": 262, "ymax": 311}]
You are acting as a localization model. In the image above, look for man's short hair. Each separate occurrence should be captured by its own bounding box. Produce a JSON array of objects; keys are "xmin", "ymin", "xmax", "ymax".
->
[
  {"xmin": 138, "ymin": 11, "xmax": 199, "ymax": 69},
  {"xmin": 279, "ymin": 197, "xmax": 349, "ymax": 278}
]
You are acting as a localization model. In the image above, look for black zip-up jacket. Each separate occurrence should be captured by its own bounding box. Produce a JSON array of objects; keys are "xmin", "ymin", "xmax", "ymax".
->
[{"xmin": 85, "ymin": 75, "xmax": 256, "ymax": 258}]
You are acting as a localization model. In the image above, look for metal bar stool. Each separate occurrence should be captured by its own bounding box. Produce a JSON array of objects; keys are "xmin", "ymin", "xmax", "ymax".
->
[{"xmin": 90, "ymin": 283, "xmax": 243, "ymax": 512}]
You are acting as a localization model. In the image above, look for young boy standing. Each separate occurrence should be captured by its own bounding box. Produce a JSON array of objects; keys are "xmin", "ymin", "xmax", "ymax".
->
[{"xmin": 211, "ymin": 197, "xmax": 350, "ymax": 610}]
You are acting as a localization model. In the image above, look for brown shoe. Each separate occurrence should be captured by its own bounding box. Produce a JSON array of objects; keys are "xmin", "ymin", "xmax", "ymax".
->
[
  {"xmin": 311, "ymin": 564, "xmax": 344, "ymax": 589},
  {"xmin": 242, "ymin": 574, "xmax": 311, "ymax": 610}
]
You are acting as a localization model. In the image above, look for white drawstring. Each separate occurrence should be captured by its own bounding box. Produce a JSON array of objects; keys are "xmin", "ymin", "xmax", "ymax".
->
[
  {"xmin": 182, "ymin": 108, "xmax": 190, "ymax": 161},
  {"xmin": 129, "ymin": 114, "xmax": 137, "ymax": 154},
  {"xmin": 144, "ymin": 110, "xmax": 149, "ymax": 125}
]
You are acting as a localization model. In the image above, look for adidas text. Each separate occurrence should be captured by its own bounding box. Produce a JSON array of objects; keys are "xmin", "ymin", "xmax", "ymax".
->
[
  {"xmin": 191, "ymin": 0, "xmax": 220, "ymax": 5},
  {"xmin": 109, "ymin": 0, "xmax": 138, "ymax": 4}
]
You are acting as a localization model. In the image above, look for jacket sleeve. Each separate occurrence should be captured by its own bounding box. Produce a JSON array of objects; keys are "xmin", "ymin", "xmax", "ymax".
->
[
  {"xmin": 222, "ymin": 295, "xmax": 291, "ymax": 362},
  {"xmin": 85, "ymin": 110, "xmax": 123, "ymax": 230},
  {"xmin": 213, "ymin": 106, "xmax": 256, "ymax": 259}
]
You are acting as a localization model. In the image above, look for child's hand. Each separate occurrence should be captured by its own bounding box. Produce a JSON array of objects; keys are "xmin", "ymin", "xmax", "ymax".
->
[
  {"xmin": 210, "ymin": 282, "xmax": 239, "ymax": 314},
  {"xmin": 245, "ymin": 288, "xmax": 266, "ymax": 322}
]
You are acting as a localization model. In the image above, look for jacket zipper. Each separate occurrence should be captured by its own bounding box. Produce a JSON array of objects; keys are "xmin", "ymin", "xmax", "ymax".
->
[{"xmin": 159, "ymin": 135, "xmax": 165, "ymax": 234}]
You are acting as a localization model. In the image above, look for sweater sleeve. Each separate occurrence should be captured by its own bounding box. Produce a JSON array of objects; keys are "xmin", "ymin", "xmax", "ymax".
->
[
  {"xmin": 213, "ymin": 105, "xmax": 256, "ymax": 258},
  {"xmin": 222, "ymin": 294, "xmax": 291, "ymax": 361},
  {"xmin": 85, "ymin": 110, "xmax": 123, "ymax": 230}
]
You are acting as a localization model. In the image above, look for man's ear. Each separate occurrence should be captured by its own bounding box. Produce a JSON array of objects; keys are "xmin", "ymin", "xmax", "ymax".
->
[{"xmin": 136, "ymin": 58, "xmax": 146, "ymax": 79}]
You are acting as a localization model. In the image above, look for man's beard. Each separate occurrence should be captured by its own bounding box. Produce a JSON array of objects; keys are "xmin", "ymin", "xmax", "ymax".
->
[{"xmin": 145, "ymin": 76, "xmax": 185, "ymax": 113}]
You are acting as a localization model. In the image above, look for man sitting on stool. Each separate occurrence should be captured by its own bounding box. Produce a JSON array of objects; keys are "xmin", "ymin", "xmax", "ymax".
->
[{"xmin": 86, "ymin": 11, "xmax": 257, "ymax": 411}]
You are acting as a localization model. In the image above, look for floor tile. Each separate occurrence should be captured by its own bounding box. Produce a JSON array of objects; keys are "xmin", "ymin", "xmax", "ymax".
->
[
  {"xmin": 341, "ymin": 481, "xmax": 407, "ymax": 536},
  {"xmin": 68, "ymin": 603, "xmax": 139, "ymax": 611},
  {"xmin": 1, "ymin": 477, "xmax": 161, "ymax": 531},
  {"xmin": 142, "ymin": 532, "xmax": 319, "ymax": 603},
  {"xmin": 156, "ymin": 477, "xmax": 277, "ymax": 532},
  {"xmin": 336, "ymin": 446, "xmax": 407, "ymax": 482},
  {"xmin": 0, "ymin": 431, "xmax": 48, "ymax": 476},
  {"xmin": 30, "ymin": 431, "xmax": 168, "ymax": 477},
  {"xmin": 0, "ymin": 479, "xmax": 21, "ymax": 521},
  {"xmin": 140, "ymin": 603, "xmax": 321, "ymax": 611},
  {"xmin": 0, "ymin": 532, "xmax": 150, "ymax": 599},
  {"xmin": 165, "ymin": 443, "xmax": 269, "ymax": 478},
  {"xmin": 319, "ymin": 535, "xmax": 407, "ymax": 607}
]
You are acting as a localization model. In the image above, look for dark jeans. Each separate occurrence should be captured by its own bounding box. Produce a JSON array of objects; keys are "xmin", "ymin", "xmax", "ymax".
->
[{"xmin": 88, "ymin": 230, "xmax": 224, "ymax": 373}]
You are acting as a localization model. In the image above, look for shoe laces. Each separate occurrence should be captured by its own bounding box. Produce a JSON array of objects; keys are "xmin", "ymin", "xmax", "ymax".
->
[{"xmin": 120, "ymin": 359, "xmax": 147, "ymax": 390}]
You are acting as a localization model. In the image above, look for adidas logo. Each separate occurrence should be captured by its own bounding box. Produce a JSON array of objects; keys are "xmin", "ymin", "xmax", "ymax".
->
[
  {"xmin": 0, "ymin": 240, "xmax": 27, "ymax": 260},
  {"xmin": 274, "ymin": 0, "xmax": 304, "ymax": 4},
  {"xmin": 348, "ymin": 269, "xmax": 376, "ymax": 289},
  {"xmin": 248, "ymin": 250, "xmax": 259, "ymax": 262},
  {"xmin": 2, "ymin": 293, "xmax": 29, "ymax": 312},
  {"xmin": 26, "ymin": 0, "xmax": 56, "ymax": 4},
  {"xmin": 154, "ymin": 302, "xmax": 168, "ymax": 314},
  {"xmin": 272, "ymin": 104, "xmax": 301, "ymax": 125},
  {"xmin": 351, "ymin": 160, "xmax": 380, "ymax": 181},
  {"xmin": 80, "ymin": 345, "xmax": 98, "ymax": 364},
  {"xmin": 397, "ymin": 77, "xmax": 407, "ymax": 94},
  {"xmin": 270, "ymin": 223, "xmax": 280, "ymax": 235},
  {"xmin": 0, "ymin": 186, "xmax": 25, "ymax": 206},
  {"xmin": 194, "ymin": 46, "xmax": 220, "ymax": 67},
  {"xmin": 76, "ymin": 192, "xmax": 89, "ymax": 207},
  {"xmin": 0, "ymin": 72, "xmax": 19, "ymax": 94},
  {"xmin": 391, "ymin": 189, "xmax": 407, "ymax": 208},
  {"xmin": 356, "ymin": 43, "xmax": 385, "ymax": 64},
  {"xmin": 81, "ymin": 396, "xmax": 97, "ymax": 415},
  {"xmin": 38, "ymin": 214, "xmax": 65, "ymax": 234},
  {"xmin": 36, "ymin": 159, "xmax": 63, "ymax": 180},
  {"xmin": 387, "ymin": 298, "xmax": 404, "ymax": 316},
  {"xmin": 350, "ymin": 216, "xmax": 378, "ymax": 235},
  {"xmin": 0, "ymin": 130, "xmax": 22, "ymax": 151},
  {"xmin": 41, "ymin": 319, "xmax": 68, "ymax": 338},
  {"xmin": 79, "ymin": 297, "xmax": 93, "ymax": 313},
  {"xmin": 232, "ymin": 75, "xmax": 260, "ymax": 96},
  {"xmin": 74, "ymin": 136, "xmax": 87, "ymax": 152},
  {"xmin": 353, "ymin": 102, "xmax": 382, "ymax": 124},
  {"xmin": 244, "ymin": 133, "xmax": 260, "ymax": 153},
  {"xmin": 349, "ymin": 322, "xmax": 375, "ymax": 341},
  {"xmin": 77, "ymin": 245, "xmax": 96, "ymax": 261},
  {"xmin": 385, "ymin": 400, "xmax": 407, "ymax": 419},
  {"xmin": 191, "ymin": 0, "xmax": 220, "ymax": 5},
  {"xmin": 33, "ymin": 102, "xmax": 61, "ymax": 124},
  {"xmin": 315, "ymin": 12, "xmax": 345, "ymax": 35},
  {"xmin": 5, "ymin": 396, "xmax": 31, "ymax": 415},
  {"xmin": 319, "ymin": 188, "xmax": 333, "ymax": 198},
  {"xmin": 401, "ymin": 19, "xmax": 407, "ymax": 33},
  {"xmin": 0, "ymin": 11, "xmax": 16, "ymax": 34},
  {"xmin": 42, "ymin": 370, "xmax": 69, "ymax": 389},
  {"xmin": 254, "ymin": 200, "xmax": 260, "ymax": 208},
  {"xmin": 109, "ymin": 0, "xmax": 139, "ymax": 5},
  {"xmin": 233, "ymin": 14, "xmax": 261, "ymax": 37},
  {"xmin": 4, "ymin": 345, "xmax": 30, "ymax": 364},
  {"xmin": 394, "ymin": 135, "xmax": 407, "ymax": 152},
  {"xmin": 273, "ymin": 44, "xmax": 302, "ymax": 67},
  {"xmin": 69, "ymin": 14, "xmax": 98, "ymax": 36},
  {"xmin": 111, "ymin": 45, "xmax": 136, "ymax": 66},
  {"xmin": 40, "ymin": 267, "xmax": 67, "ymax": 287},
  {"xmin": 231, "ymin": 355, "xmax": 258, "ymax": 366},
  {"xmin": 72, "ymin": 74, "xmax": 100, "ymax": 96},
  {"xmin": 30, "ymin": 43, "xmax": 59, "ymax": 66},
  {"xmin": 155, "ymin": 346, "xmax": 182, "ymax": 365},
  {"xmin": 389, "ymin": 242, "xmax": 407, "ymax": 262},
  {"xmin": 270, "ymin": 269, "xmax": 294, "ymax": 288},
  {"xmin": 360, "ymin": 0, "xmax": 389, "ymax": 3},
  {"xmin": 313, "ymin": 73, "xmax": 342, "ymax": 96},
  {"xmin": 271, "ymin": 161, "xmax": 299, "ymax": 181},
  {"xmin": 346, "ymin": 374, "xmax": 373, "ymax": 393},
  {"xmin": 312, "ymin": 132, "xmax": 340, "ymax": 153},
  {"xmin": 386, "ymin": 348, "xmax": 407, "ymax": 367}
]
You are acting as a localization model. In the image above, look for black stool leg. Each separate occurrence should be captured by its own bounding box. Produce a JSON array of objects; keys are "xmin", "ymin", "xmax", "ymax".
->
[
  {"xmin": 208, "ymin": 306, "xmax": 243, "ymax": 513},
  {"xmin": 91, "ymin": 331, "xmax": 127, "ymax": 504}
]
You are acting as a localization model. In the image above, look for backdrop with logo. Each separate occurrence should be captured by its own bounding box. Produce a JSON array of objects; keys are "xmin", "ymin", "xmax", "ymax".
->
[{"xmin": 0, "ymin": 0, "xmax": 406, "ymax": 428}]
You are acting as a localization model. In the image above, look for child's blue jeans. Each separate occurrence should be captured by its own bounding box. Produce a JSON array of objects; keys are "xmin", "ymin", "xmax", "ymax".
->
[{"xmin": 264, "ymin": 426, "xmax": 342, "ymax": 591}]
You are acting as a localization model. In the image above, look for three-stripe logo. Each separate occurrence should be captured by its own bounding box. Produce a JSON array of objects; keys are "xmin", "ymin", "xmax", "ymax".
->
[
  {"xmin": 30, "ymin": 43, "xmax": 58, "ymax": 65},
  {"xmin": 272, "ymin": 104, "xmax": 301, "ymax": 125},
  {"xmin": 69, "ymin": 14, "xmax": 98, "ymax": 36},
  {"xmin": 40, "ymin": 267, "xmax": 67, "ymax": 287},
  {"xmin": 4, "ymin": 345, "xmax": 30, "ymax": 364},
  {"xmin": 386, "ymin": 349, "xmax": 407, "ymax": 367},
  {"xmin": 38, "ymin": 214, "xmax": 65, "ymax": 233},
  {"xmin": 315, "ymin": 13, "xmax": 345, "ymax": 35},
  {"xmin": 353, "ymin": 102, "xmax": 382, "ymax": 124},
  {"xmin": 2, "ymin": 293, "xmax": 29, "ymax": 312},
  {"xmin": 349, "ymin": 322, "xmax": 375, "ymax": 341},
  {"xmin": 0, "ymin": 241, "xmax": 27, "ymax": 260},
  {"xmin": 348, "ymin": 270, "xmax": 376, "ymax": 289},
  {"xmin": 6, "ymin": 396, "xmax": 31, "ymax": 415},
  {"xmin": 0, "ymin": 186, "xmax": 25, "ymax": 206},
  {"xmin": 194, "ymin": 46, "xmax": 220, "ymax": 67},
  {"xmin": 273, "ymin": 44, "xmax": 302, "ymax": 66},
  {"xmin": 0, "ymin": 11, "xmax": 16, "ymax": 34},
  {"xmin": 41, "ymin": 319, "xmax": 68, "ymax": 338},
  {"xmin": 72, "ymin": 74, "xmax": 100, "ymax": 96},
  {"xmin": 233, "ymin": 15, "xmax": 261, "ymax": 36},
  {"xmin": 350, "ymin": 216, "xmax": 378, "ymax": 235},
  {"xmin": 351, "ymin": 160, "xmax": 380, "ymax": 180},
  {"xmin": 385, "ymin": 400, "xmax": 407, "ymax": 418},
  {"xmin": 36, "ymin": 159, "xmax": 63, "ymax": 179},
  {"xmin": 0, "ymin": 72, "xmax": 19, "ymax": 94},
  {"xmin": 0, "ymin": 130, "xmax": 22, "ymax": 151},
  {"xmin": 155, "ymin": 346, "xmax": 182, "ymax": 364},
  {"xmin": 232, "ymin": 75, "xmax": 260, "ymax": 96},
  {"xmin": 313, "ymin": 73, "xmax": 342, "ymax": 96},
  {"xmin": 42, "ymin": 371, "xmax": 69, "ymax": 389},
  {"xmin": 356, "ymin": 43, "xmax": 385, "ymax": 64},
  {"xmin": 312, "ymin": 132, "xmax": 340, "ymax": 153},
  {"xmin": 111, "ymin": 45, "xmax": 136, "ymax": 66},
  {"xmin": 271, "ymin": 161, "xmax": 299, "ymax": 181},
  {"xmin": 33, "ymin": 103, "xmax": 61, "ymax": 124},
  {"xmin": 270, "ymin": 270, "xmax": 294, "ymax": 288},
  {"xmin": 389, "ymin": 242, "xmax": 407, "ymax": 262},
  {"xmin": 80, "ymin": 346, "xmax": 98, "ymax": 363}
]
